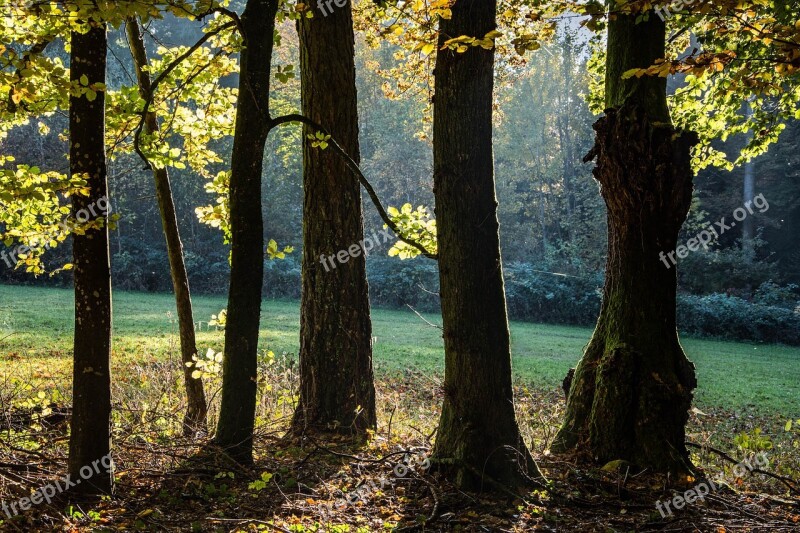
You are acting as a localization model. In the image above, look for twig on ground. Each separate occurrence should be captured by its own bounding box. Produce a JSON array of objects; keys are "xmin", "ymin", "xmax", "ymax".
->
[{"xmin": 686, "ymin": 441, "xmax": 799, "ymax": 495}]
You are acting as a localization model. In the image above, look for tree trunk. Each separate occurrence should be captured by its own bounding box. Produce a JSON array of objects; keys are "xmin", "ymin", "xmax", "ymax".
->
[
  {"xmin": 559, "ymin": 32, "xmax": 576, "ymax": 221},
  {"xmin": 126, "ymin": 17, "xmax": 207, "ymax": 435},
  {"xmin": 68, "ymin": 20, "xmax": 113, "ymax": 495},
  {"xmin": 742, "ymin": 100, "xmax": 755, "ymax": 252},
  {"xmin": 431, "ymin": 0, "xmax": 539, "ymax": 490},
  {"xmin": 290, "ymin": 0, "xmax": 376, "ymax": 436},
  {"xmin": 214, "ymin": 0, "xmax": 279, "ymax": 464},
  {"xmin": 552, "ymin": 12, "xmax": 698, "ymax": 474}
]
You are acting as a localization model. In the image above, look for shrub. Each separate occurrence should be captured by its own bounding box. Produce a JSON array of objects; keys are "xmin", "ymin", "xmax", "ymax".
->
[
  {"xmin": 503, "ymin": 262, "xmax": 602, "ymax": 326},
  {"xmin": 678, "ymin": 293, "xmax": 800, "ymax": 345},
  {"xmin": 752, "ymin": 281, "xmax": 800, "ymax": 310}
]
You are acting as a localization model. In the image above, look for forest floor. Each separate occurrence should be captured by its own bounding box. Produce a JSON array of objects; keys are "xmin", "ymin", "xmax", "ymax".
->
[{"xmin": 0, "ymin": 284, "xmax": 798, "ymax": 531}]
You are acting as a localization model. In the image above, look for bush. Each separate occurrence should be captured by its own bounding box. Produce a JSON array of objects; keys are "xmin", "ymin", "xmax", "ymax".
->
[
  {"xmin": 678, "ymin": 293, "xmax": 800, "ymax": 345},
  {"xmin": 366, "ymin": 257, "xmax": 440, "ymax": 312},
  {"xmin": 264, "ymin": 254, "xmax": 302, "ymax": 300},
  {"xmin": 10, "ymin": 236, "xmax": 793, "ymax": 346},
  {"xmin": 677, "ymin": 247, "xmax": 780, "ymax": 297},
  {"xmin": 752, "ymin": 281, "xmax": 800, "ymax": 310},
  {"xmin": 185, "ymin": 250, "xmax": 230, "ymax": 294},
  {"xmin": 503, "ymin": 262, "xmax": 602, "ymax": 326}
]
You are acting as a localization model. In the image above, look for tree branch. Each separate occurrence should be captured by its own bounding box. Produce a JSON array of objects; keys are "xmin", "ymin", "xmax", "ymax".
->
[
  {"xmin": 6, "ymin": 37, "xmax": 54, "ymax": 113},
  {"xmin": 269, "ymin": 113, "xmax": 438, "ymax": 260},
  {"xmin": 686, "ymin": 441, "xmax": 799, "ymax": 496},
  {"xmin": 132, "ymin": 20, "xmax": 236, "ymax": 171}
]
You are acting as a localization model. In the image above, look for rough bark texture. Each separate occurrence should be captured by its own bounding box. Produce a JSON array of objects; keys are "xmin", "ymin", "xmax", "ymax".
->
[
  {"xmin": 68, "ymin": 21, "xmax": 113, "ymax": 495},
  {"xmin": 291, "ymin": 0, "xmax": 376, "ymax": 436},
  {"xmin": 552, "ymin": 12, "xmax": 698, "ymax": 474},
  {"xmin": 604, "ymin": 13, "xmax": 670, "ymax": 123},
  {"xmin": 431, "ymin": 0, "xmax": 538, "ymax": 490},
  {"xmin": 215, "ymin": 0, "xmax": 278, "ymax": 464},
  {"xmin": 126, "ymin": 18, "xmax": 207, "ymax": 435},
  {"xmin": 552, "ymin": 104, "xmax": 698, "ymax": 472}
]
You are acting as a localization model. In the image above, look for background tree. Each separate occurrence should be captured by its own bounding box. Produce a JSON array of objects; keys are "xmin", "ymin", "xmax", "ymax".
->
[
  {"xmin": 126, "ymin": 16, "xmax": 207, "ymax": 435},
  {"xmin": 290, "ymin": 0, "xmax": 376, "ymax": 436}
]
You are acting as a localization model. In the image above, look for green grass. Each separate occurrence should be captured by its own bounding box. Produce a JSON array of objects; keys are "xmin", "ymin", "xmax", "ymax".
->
[{"xmin": 1, "ymin": 283, "xmax": 798, "ymax": 413}]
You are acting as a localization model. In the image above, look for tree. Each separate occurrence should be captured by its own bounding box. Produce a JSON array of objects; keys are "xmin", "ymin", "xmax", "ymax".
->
[
  {"xmin": 741, "ymin": 100, "xmax": 756, "ymax": 251},
  {"xmin": 290, "ymin": 0, "xmax": 376, "ymax": 436},
  {"xmin": 430, "ymin": 0, "xmax": 541, "ymax": 489},
  {"xmin": 126, "ymin": 17, "xmax": 207, "ymax": 435},
  {"xmin": 214, "ymin": 0, "xmax": 279, "ymax": 464},
  {"xmin": 552, "ymin": 6, "xmax": 698, "ymax": 473},
  {"xmin": 68, "ymin": 17, "xmax": 114, "ymax": 495}
]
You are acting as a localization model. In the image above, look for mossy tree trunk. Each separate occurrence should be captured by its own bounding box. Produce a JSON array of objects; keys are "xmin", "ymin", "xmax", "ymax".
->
[
  {"xmin": 126, "ymin": 17, "xmax": 207, "ymax": 435},
  {"xmin": 431, "ymin": 0, "xmax": 539, "ymax": 490},
  {"xmin": 290, "ymin": 0, "xmax": 376, "ymax": 436},
  {"xmin": 214, "ymin": 0, "xmax": 279, "ymax": 464},
  {"xmin": 552, "ymin": 11, "xmax": 698, "ymax": 474},
  {"xmin": 68, "ymin": 20, "xmax": 113, "ymax": 495}
]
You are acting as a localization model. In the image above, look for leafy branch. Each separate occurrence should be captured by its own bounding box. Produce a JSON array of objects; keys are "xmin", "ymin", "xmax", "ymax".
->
[
  {"xmin": 269, "ymin": 113, "xmax": 438, "ymax": 260},
  {"xmin": 132, "ymin": 19, "xmax": 236, "ymax": 171}
]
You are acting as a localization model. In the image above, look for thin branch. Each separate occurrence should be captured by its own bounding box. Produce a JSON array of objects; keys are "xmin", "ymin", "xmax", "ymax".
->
[
  {"xmin": 686, "ymin": 441, "xmax": 799, "ymax": 495},
  {"xmin": 268, "ymin": 113, "xmax": 438, "ymax": 260},
  {"xmin": 132, "ymin": 20, "xmax": 236, "ymax": 171},
  {"xmin": 7, "ymin": 37, "xmax": 54, "ymax": 113},
  {"xmin": 405, "ymin": 304, "xmax": 442, "ymax": 330},
  {"xmin": 302, "ymin": 434, "xmax": 419, "ymax": 466},
  {"xmin": 205, "ymin": 518, "xmax": 291, "ymax": 533}
]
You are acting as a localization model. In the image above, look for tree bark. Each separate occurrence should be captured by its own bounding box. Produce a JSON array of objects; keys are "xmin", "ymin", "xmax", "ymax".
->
[
  {"xmin": 126, "ymin": 17, "xmax": 207, "ymax": 435},
  {"xmin": 290, "ymin": 0, "xmax": 376, "ymax": 436},
  {"xmin": 431, "ymin": 0, "xmax": 539, "ymax": 490},
  {"xmin": 68, "ymin": 20, "xmax": 113, "ymax": 495},
  {"xmin": 552, "ymin": 12, "xmax": 698, "ymax": 474},
  {"xmin": 214, "ymin": 0, "xmax": 279, "ymax": 464}
]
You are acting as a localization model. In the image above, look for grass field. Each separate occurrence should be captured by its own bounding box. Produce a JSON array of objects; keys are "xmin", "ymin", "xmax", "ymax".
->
[{"xmin": 1, "ymin": 283, "xmax": 798, "ymax": 413}]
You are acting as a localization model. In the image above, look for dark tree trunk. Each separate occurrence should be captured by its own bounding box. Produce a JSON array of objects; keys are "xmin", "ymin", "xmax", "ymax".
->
[
  {"xmin": 290, "ymin": 0, "xmax": 376, "ymax": 436},
  {"xmin": 431, "ymin": 0, "xmax": 539, "ymax": 490},
  {"xmin": 68, "ymin": 21, "xmax": 113, "ymax": 495},
  {"xmin": 214, "ymin": 0, "xmax": 279, "ymax": 464},
  {"xmin": 552, "ymin": 12, "xmax": 698, "ymax": 474},
  {"xmin": 126, "ymin": 18, "xmax": 207, "ymax": 435}
]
